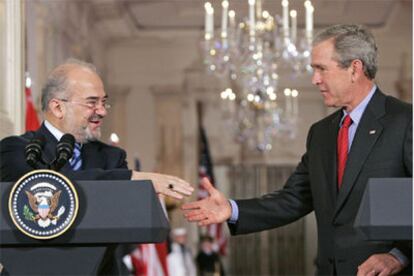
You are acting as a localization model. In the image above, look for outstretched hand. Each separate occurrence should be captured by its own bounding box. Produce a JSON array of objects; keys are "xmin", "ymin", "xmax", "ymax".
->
[
  {"xmin": 132, "ymin": 171, "xmax": 194, "ymax": 200},
  {"xmin": 182, "ymin": 177, "xmax": 232, "ymax": 226}
]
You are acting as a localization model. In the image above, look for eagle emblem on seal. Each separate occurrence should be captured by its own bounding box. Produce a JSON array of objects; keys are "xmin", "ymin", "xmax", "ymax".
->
[{"xmin": 24, "ymin": 189, "xmax": 66, "ymax": 228}]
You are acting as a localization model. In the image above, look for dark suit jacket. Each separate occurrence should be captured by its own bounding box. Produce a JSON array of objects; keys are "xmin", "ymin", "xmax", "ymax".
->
[
  {"xmin": 0, "ymin": 123, "xmax": 133, "ymax": 275},
  {"xmin": 0, "ymin": 123, "xmax": 132, "ymax": 182},
  {"xmin": 228, "ymin": 89, "xmax": 412, "ymax": 275}
]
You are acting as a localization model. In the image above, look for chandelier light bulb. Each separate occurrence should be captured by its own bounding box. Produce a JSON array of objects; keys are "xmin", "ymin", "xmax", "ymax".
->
[
  {"xmin": 201, "ymin": 0, "xmax": 311, "ymax": 151},
  {"xmin": 284, "ymin": 88, "xmax": 292, "ymax": 96},
  {"xmin": 110, "ymin": 133, "xmax": 120, "ymax": 144},
  {"xmin": 266, "ymin": 87, "xmax": 274, "ymax": 94}
]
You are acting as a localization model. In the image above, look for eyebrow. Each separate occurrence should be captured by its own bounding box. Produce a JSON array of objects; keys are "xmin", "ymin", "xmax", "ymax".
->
[
  {"xmin": 84, "ymin": 95, "xmax": 108, "ymax": 101},
  {"xmin": 310, "ymin": 64, "xmax": 326, "ymax": 70}
]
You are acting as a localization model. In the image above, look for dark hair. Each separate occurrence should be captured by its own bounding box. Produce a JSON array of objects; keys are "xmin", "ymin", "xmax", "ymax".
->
[{"xmin": 313, "ymin": 24, "xmax": 378, "ymax": 79}]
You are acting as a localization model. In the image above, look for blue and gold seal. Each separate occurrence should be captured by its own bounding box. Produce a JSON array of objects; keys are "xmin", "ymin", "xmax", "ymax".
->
[{"xmin": 8, "ymin": 170, "xmax": 79, "ymax": 239}]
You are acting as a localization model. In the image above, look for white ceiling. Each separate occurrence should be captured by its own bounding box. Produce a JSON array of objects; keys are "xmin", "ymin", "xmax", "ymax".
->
[{"xmin": 87, "ymin": 0, "xmax": 411, "ymax": 42}]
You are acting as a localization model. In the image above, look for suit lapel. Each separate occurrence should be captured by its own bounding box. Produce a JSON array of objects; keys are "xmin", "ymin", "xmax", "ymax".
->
[
  {"xmin": 38, "ymin": 123, "xmax": 58, "ymax": 165},
  {"xmin": 323, "ymin": 111, "xmax": 342, "ymax": 205},
  {"xmin": 81, "ymin": 142, "xmax": 105, "ymax": 169},
  {"xmin": 334, "ymin": 89, "xmax": 386, "ymax": 217}
]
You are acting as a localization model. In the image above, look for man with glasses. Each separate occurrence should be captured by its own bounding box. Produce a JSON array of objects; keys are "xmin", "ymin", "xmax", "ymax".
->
[
  {"xmin": 1, "ymin": 59, "xmax": 194, "ymax": 274},
  {"xmin": 0, "ymin": 58, "xmax": 193, "ymax": 199}
]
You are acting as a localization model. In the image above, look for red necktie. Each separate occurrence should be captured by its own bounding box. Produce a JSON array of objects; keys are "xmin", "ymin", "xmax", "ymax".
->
[{"xmin": 337, "ymin": 115, "xmax": 352, "ymax": 189}]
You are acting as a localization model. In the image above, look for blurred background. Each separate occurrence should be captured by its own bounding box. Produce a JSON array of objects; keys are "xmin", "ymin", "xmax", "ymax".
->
[{"xmin": 0, "ymin": 0, "xmax": 412, "ymax": 275}]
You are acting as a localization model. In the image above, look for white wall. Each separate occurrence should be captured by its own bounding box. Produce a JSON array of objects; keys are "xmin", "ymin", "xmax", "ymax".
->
[{"xmin": 106, "ymin": 33, "xmax": 200, "ymax": 171}]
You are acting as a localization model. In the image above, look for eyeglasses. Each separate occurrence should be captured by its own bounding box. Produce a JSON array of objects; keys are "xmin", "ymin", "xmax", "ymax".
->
[{"xmin": 59, "ymin": 98, "xmax": 111, "ymax": 110}]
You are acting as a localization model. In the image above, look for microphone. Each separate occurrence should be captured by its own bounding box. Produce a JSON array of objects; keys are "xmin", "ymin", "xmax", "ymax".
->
[
  {"xmin": 25, "ymin": 134, "xmax": 46, "ymax": 169},
  {"xmin": 52, "ymin": 133, "xmax": 75, "ymax": 171}
]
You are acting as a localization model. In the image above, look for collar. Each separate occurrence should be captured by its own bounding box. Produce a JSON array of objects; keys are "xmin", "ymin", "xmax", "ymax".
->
[
  {"xmin": 341, "ymin": 84, "xmax": 377, "ymax": 126},
  {"xmin": 44, "ymin": 120, "xmax": 82, "ymax": 148},
  {"xmin": 44, "ymin": 120, "xmax": 64, "ymax": 142}
]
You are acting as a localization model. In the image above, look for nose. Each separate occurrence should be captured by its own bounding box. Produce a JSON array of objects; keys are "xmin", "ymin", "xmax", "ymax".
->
[
  {"xmin": 95, "ymin": 104, "xmax": 107, "ymax": 117},
  {"xmin": 312, "ymin": 71, "xmax": 322, "ymax": 86}
]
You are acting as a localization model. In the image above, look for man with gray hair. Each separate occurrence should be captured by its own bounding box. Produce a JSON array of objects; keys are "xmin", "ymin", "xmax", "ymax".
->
[
  {"xmin": 183, "ymin": 24, "xmax": 412, "ymax": 275},
  {"xmin": 1, "ymin": 58, "xmax": 193, "ymax": 200},
  {"xmin": 1, "ymin": 58, "xmax": 194, "ymax": 274}
]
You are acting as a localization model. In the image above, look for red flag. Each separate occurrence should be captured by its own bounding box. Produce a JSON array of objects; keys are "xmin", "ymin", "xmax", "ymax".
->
[
  {"xmin": 25, "ymin": 86, "xmax": 40, "ymax": 131},
  {"xmin": 130, "ymin": 191, "xmax": 169, "ymax": 276},
  {"xmin": 198, "ymin": 126, "xmax": 228, "ymax": 256},
  {"xmin": 131, "ymin": 243, "xmax": 169, "ymax": 276}
]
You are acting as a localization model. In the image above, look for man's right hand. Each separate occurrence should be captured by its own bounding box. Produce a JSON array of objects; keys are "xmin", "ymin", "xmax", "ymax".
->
[
  {"xmin": 131, "ymin": 171, "xmax": 194, "ymax": 200},
  {"xmin": 182, "ymin": 177, "xmax": 232, "ymax": 226}
]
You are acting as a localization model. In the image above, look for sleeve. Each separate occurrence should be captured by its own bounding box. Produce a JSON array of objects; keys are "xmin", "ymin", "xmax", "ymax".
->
[
  {"xmin": 403, "ymin": 114, "xmax": 412, "ymax": 176},
  {"xmin": 228, "ymin": 126, "xmax": 315, "ymax": 235}
]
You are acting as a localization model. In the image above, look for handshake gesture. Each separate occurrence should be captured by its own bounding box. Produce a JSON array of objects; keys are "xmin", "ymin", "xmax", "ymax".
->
[{"xmin": 182, "ymin": 177, "xmax": 232, "ymax": 226}]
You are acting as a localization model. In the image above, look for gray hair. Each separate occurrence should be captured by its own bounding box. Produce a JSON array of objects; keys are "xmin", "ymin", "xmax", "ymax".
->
[
  {"xmin": 41, "ymin": 58, "xmax": 97, "ymax": 111},
  {"xmin": 313, "ymin": 24, "xmax": 378, "ymax": 79}
]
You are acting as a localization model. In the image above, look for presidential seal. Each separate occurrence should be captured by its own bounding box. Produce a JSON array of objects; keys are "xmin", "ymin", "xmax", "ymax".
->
[{"xmin": 8, "ymin": 169, "xmax": 79, "ymax": 239}]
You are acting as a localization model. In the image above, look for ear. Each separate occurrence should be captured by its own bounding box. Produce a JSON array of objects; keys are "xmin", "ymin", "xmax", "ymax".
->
[
  {"xmin": 48, "ymin": 99, "xmax": 65, "ymax": 119},
  {"xmin": 350, "ymin": 59, "xmax": 364, "ymax": 82}
]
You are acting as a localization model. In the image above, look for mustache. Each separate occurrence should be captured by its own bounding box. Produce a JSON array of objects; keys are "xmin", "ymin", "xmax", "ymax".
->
[{"xmin": 88, "ymin": 114, "xmax": 104, "ymax": 121}]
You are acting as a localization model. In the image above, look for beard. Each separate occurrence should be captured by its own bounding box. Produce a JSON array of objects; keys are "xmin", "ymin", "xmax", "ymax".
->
[
  {"xmin": 63, "ymin": 110, "xmax": 103, "ymax": 143},
  {"xmin": 84, "ymin": 124, "xmax": 101, "ymax": 142}
]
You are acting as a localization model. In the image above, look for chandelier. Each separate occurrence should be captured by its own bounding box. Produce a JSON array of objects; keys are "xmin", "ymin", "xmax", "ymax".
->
[{"xmin": 202, "ymin": 0, "xmax": 314, "ymax": 152}]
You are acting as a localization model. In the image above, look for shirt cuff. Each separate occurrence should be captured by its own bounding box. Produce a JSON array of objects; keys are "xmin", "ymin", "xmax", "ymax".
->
[
  {"xmin": 389, "ymin": 248, "xmax": 409, "ymax": 267},
  {"xmin": 228, "ymin": 199, "xmax": 239, "ymax": 224}
]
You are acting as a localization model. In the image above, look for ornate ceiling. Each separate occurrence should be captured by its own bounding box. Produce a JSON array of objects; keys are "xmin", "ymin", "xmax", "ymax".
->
[{"xmin": 87, "ymin": 0, "xmax": 411, "ymax": 42}]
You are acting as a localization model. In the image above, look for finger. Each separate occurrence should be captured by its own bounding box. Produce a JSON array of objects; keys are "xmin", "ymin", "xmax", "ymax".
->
[
  {"xmin": 173, "ymin": 177, "xmax": 194, "ymax": 190},
  {"xmin": 172, "ymin": 184, "xmax": 193, "ymax": 196},
  {"xmin": 182, "ymin": 201, "xmax": 203, "ymax": 210},
  {"xmin": 182, "ymin": 209, "xmax": 204, "ymax": 218},
  {"xmin": 201, "ymin": 177, "xmax": 216, "ymax": 194},
  {"xmin": 198, "ymin": 217, "xmax": 214, "ymax": 227},
  {"xmin": 183, "ymin": 209, "xmax": 211, "ymax": 221},
  {"xmin": 164, "ymin": 189, "xmax": 184, "ymax": 200},
  {"xmin": 378, "ymin": 270, "xmax": 388, "ymax": 276},
  {"xmin": 186, "ymin": 213, "xmax": 208, "ymax": 222}
]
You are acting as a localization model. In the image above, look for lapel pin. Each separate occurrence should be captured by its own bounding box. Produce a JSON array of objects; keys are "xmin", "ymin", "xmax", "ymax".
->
[{"xmin": 369, "ymin": 130, "xmax": 376, "ymax": 135}]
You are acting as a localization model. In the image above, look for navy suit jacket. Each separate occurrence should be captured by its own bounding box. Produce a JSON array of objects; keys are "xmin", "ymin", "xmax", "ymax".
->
[
  {"xmin": 0, "ymin": 123, "xmax": 132, "ymax": 182},
  {"xmin": 229, "ymin": 89, "xmax": 412, "ymax": 275}
]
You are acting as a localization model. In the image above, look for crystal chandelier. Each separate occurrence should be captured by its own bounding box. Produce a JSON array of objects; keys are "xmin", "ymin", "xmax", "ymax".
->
[{"xmin": 202, "ymin": 0, "xmax": 314, "ymax": 152}]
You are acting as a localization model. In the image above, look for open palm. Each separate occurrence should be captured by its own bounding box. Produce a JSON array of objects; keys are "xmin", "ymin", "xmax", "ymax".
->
[{"xmin": 182, "ymin": 177, "xmax": 231, "ymax": 226}]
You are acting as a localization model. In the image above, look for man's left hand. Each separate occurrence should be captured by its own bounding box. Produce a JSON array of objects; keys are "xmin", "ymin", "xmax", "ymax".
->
[{"xmin": 357, "ymin": 253, "xmax": 405, "ymax": 276}]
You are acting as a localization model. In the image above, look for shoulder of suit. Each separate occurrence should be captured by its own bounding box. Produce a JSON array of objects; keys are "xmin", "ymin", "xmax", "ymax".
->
[
  {"xmin": 86, "ymin": 140, "xmax": 126, "ymax": 153},
  {"xmin": 383, "ymin": 94, "xmax": 412, "ymax": 115},
  {"xmin": 0, "ymin": 131, "xmax": 34, "ymax": 146},
  {"xmin": 309, "ymin": 109, "xmax": 341, "ymax": 132}
]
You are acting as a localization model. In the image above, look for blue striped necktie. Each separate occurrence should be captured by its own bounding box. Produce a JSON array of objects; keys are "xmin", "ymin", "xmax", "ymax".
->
[{"xmin": 70, "ymin": 143, "xmax": 82, "ymax": 171}]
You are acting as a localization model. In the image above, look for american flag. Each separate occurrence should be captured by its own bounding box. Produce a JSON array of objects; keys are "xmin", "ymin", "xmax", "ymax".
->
[
  {"xmin": 198, "ymin": 126, "xmax": 227, "ymax": 255},
  {"xmin": 25, "ymin": 75, "xmax": 40, "ymax": 131}
]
